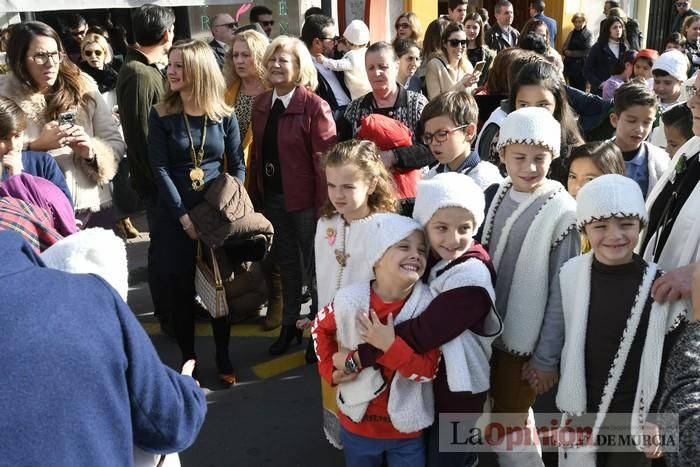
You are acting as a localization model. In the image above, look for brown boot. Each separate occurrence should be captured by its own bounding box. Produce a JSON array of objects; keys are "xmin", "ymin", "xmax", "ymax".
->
[
  {"xmin": 122, "ymin": 217, "xmax": 140, "ymax": 238},
  {"xmin": 263, "ymin": 265, "xmax": 283, "ymax": 331}
]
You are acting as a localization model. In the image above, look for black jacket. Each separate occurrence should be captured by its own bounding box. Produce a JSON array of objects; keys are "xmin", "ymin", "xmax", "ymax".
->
[
  {"xmin": 583, "ymin": 41, "xmax": 627, "ymax": 93},
  {"xmin": 209, "ymin": 39, "xmax": 226, "ymax": 70},
  {"xmin": 315, "ymin": 69, "xmax": 351, "ymax": 112},
  {"xmin": 485, "ymin": 25, "xmax": 520, "ymax": 52}
]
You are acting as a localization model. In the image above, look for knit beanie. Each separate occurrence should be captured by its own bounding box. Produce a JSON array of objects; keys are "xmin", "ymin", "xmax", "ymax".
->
[
  {"xmin": 366, "ymin": 213, "xmax": 424, "ymax": 267},
  {"xmin": 413, "ymin": 172, "xmax": 485, "ymax": 231},
  {"xmin": 652, "ymin": 50, "xmax": 688, "ymax": 82},
  {"xmin": 575, "ymin": 174, "xmax": 648, "ymax": 231},
  {"xmin": 496, "ymin": 107, "xmax": 561, "ymax": 159},
  {"xmin": 343, "ymin": 20, "xmax": 370, "ymax": 46}
]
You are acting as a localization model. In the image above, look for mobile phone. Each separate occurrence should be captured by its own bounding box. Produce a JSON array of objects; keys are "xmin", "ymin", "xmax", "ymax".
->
[
  {"xmin": 473, "ymin": 60, "xmax": 486, "ymax": 74},
  {"xmin": 58, "ymin": 111, "xmax": 76, "ymax": 127}
]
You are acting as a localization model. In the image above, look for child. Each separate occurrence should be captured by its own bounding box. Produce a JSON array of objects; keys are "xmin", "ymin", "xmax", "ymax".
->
[
  {"xmin": 567, "ymin": 140, "xmax": 626, "ymax": 199},
  {"xmin": 632, "ymin": 48, "xmax": 659, "ymax": 88},
  {"xmin": 355, "ymin": 173, "xmax": 503, "ymax": 467},
  {"xmin": 609, "ymin": 81, "xmax": 669, "ymax": 197},
  {"xmin": 307, "ymin": 139, "xmax": 396, "ymax": 446},
  {"xmin": 312, "ymin": 213, "xmax": 439, "ymax": 466},
  {"xmin": 662, "ymin": 103, "xmax": 694, "ymax": 158},
  {"xmin": 665, "ymin": 31, "xmax": 686, "ymax": 52},
  {"xmin": 556, "ymin": 174, "xmax": 686, "ymax": 466},
  {"xmin": 601, "ymin": 49, "xmax": 637, "ymax": 99},
  {"xmin": 316, "ymin": 20, "xmax": 372, "ymax": 99},
  {"xmin": 507, "ymin": 59, "xmax": 584, "ymax": 183},
  {"xmin": 480, "ymin": 107, "xmax": 579, "ymax": 467},
  {"xmin": 420, "ymin": 91, "xmax": 502, "ymax": 189},
  {"xmin": 0, "ymin": 96, "xmax": 71, "ymax": 202},
  {"xmin": 651, "ymin": 49, "xmax": 688, "ymax": 111}
]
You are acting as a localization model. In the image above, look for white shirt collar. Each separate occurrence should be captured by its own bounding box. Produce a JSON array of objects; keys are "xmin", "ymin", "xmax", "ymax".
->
[
  {"xmin": 215, "ymin": 39, "xmax": 228, "ymax": 51},
  {"xmin": 272, "ymin": 87, "xmax": 296, "ymax": 108}
]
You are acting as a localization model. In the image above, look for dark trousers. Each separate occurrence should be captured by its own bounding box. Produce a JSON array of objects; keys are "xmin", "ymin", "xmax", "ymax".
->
[
  {"xmin": 150, "ymin": 201, "xmax": 230, "ymax": 362},
  {"xmin": 263, "ymin": 193, "xmax": 317, "ymax": 326},
  {"xmin": 142, "ymin": 194, "xmax": 166, "ymax": 321}
]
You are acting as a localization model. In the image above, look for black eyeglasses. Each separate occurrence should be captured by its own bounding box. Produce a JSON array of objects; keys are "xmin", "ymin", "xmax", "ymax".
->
[
  {"xmin": 422, "ymin": 124, "xmax": 468, "ymax": 145},
  {"xmin": 676, "ymin": 2, "xmax": 689, "ymax": 6},
  {"xmin": 396, "ymin": 23, "xmax": 411, "ymax": 29},
  {"xmin": 28, "ymin": 51, "xmax": 65, "ymax": 65},
  {"xmin": 320, "ymin": 36, "xmax": 338, "ymax": 42},
  {"xmin": 260, "ymin": 20, "xmax": 275, "ymax": 27},
  {"xmin": 216, "ymin": 22, "xmax": 237, "ymax": 29},
  {"xmin": 447, "ymin": 39, "xmax": 468, "ymax": 47},
  {"xmin": 84, "ymin": 49, "xmax": 103, "ymax": 57}
]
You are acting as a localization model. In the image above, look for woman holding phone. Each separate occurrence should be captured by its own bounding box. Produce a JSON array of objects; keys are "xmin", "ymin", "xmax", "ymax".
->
[
  {"xmin": 0, "ymin": 21, "xmax": 124, "ymax": 227},
  {"xmin": 425, "ymin": 22, "xmax": 479, "ymax": 99},
  {"xmin": 464, "ymin": 12, "xmax": 495, "ymax": 87}
]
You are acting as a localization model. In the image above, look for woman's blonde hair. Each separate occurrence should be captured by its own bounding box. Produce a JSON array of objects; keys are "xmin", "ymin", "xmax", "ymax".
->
[
  {"xmin": 262, "ymin": 35, "xmax": 318, "ymax": 91},
  {"xmin": 161, "ymin": 39, "xmax": 232, "ymax": 121},
  {"xmin": 320, "ymin": 140, "xmax": 396, "ymax": 218},
  {"xmin": 394, "ymin": 12, "xmax": 423, "ymax": 43},
  {"xmin": 571, "ymin": 12, "xmax": 587, "ymax": 23},
  {"xmin": 80, "ymin": 33, "xmax": 113, "ymax": 64},
  {"xmin": 223, "ymin": 29, "xmax": 269, "ymax": 88}
]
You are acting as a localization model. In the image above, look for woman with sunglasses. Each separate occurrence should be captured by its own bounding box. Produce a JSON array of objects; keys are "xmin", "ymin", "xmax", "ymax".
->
[
  {"xmin": 425, "ymin": 22, "xmax": 478, "ymax": 99},
  {"xmin": 393, "ymin": 12, "xmax": 423, "ymax": 46},
  {"xmin": 1, "ymin": 21, "xmax": 124, "ymax": 228}
]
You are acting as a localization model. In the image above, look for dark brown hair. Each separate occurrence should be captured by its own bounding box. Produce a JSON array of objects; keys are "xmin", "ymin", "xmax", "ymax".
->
[
  {"xmin": 464, "ymin": 12, "xmax": 486, "ymax": 48},
  {"xmin": 486, "ymin": 47, "xmax": 531, "ymax": 95},
  {"xmin": 6, "ymin": 21, "xmax": 91, "ymax": 121},
  {"xmin": 320, "ymin": 140, "xmax": 396, "ymax": 218},
  {"xmin": 0, "ymin": 96, "xmax": 28, "ymax": 139},
  {"xmin": 568, "ymin": 141, "xmax": 626, "ymax": 176},
  {"xmin": 420, "ymin": 90, "xmax": 478, "ymax": 130}
]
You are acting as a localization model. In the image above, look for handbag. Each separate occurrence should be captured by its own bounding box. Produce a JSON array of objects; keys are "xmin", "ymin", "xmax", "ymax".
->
[{"xmin": 194, "ymin": 240, "xmax": 229, "ymax": 318}]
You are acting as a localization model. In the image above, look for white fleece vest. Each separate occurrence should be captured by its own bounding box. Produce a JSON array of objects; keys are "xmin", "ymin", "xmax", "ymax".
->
[
  {"xmin": 481, "ymin": 178, "xmax": 576, "ymax": 355},
  {"xmin": 333, "ymin": 281, "xmax": 435, "ymax": 433},
  {"xmin": 556, "ymin": 253, "xmax": 687, "ymax": 467},
  {"xmin": 314, "ymin": 214, "xmax": 377, "ymax": 310},
  {"xmin": 429, "ymin": 258, "xmax": 502, "ymax": 393}
]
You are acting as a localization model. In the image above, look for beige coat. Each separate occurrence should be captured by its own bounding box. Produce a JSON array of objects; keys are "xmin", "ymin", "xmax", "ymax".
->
[
  {"xmin": 0, "ymin": 73, "xmax": 123, "ymax": 213},
  {"xmin": 425, "ymin": 53, "xmax": 475, "ymax": 99}
]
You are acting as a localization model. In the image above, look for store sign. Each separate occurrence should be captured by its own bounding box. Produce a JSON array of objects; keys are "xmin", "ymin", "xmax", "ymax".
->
[{"xmin": 4, "ymin": 0, "xmax": 245, "ymax": 12}]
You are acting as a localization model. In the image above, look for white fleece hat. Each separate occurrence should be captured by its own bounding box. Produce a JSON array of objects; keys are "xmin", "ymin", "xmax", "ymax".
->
[
  {"xmin": 343, "ymin": 20, "xmax": 370, "ymax": 46},
  {"xmin": 652, "ymin": 50, "xmax": 689, "ymax": 83},
  {"xmin": 496, "ymin": 107, "xmax": 561, "ymax": 158},
  {"xmin": 366, "ymin": 213, "xmax": 424, "ymax": 267},
  {"xmin": 413, "ymin": 172, "xmax": 485, "ymax": 231},
  {"xmin": 576, "ymin": 174, "xmax": 648, "ymax": 231}
]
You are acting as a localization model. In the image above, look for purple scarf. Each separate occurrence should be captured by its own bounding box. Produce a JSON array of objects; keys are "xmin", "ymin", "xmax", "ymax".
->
[{"xmin": 0, "ymin": 173, "xmax": 78, "ymax": 236}]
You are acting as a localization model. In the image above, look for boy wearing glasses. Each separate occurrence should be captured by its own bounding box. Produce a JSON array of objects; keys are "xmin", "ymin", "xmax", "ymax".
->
[{"xmin": 419, "ymin": 91, "xmax": 502, "ymax": 189}]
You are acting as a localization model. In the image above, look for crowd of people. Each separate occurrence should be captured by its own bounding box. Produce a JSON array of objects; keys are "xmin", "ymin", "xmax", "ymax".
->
[{"xmin": 1, "ymin": 0, "xmax": 700, "ymax": 466}]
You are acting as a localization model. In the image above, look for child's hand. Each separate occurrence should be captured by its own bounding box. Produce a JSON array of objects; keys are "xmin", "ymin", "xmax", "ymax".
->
[
  {"xmin": 332, "ymin": 348, "xmax": 351, "ymax": 371},
  {"xmin": 296, "ymin": 317, "xmax": 311, "ymax": 330},
  {"xmin": 332, "ymin": 369, "xmax": 359, "ymax": 385},
  {"xmin": 522, "ymin": 361, "xmax": 558, "ymax": 394},
  {"xmin": 642, "ymin": 422, "xmax": 663, "ymax": 459},
  {"xmin": 358, "ymin": 310, "xmax": 395, "ymax": 352},
  {"xmin": 315, "ymin": 54, "xmax": 325, "ymax": 64}
]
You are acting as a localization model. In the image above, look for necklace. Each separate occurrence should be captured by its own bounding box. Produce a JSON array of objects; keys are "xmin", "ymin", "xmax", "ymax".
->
[{"xmin": 183, "ymin": 113, "xmax": 208, "ymax": 191}]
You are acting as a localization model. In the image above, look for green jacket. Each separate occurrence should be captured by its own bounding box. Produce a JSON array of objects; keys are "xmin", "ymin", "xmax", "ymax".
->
[{"xmin": 116, "ymin": 48, "xmax": 166, "ymax": 195}]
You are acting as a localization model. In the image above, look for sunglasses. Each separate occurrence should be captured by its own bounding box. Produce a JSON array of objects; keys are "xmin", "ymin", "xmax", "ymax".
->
[
  {"xmin": 447, "ymin": 39, "xmax": 468, "ymax": 47},
  {"xmin": 260, "ymin": 20, "xmax": 275, "ymax": 27},
  {"xmin": 396, "ymin": 23, "xmax": 411, "ymax": 29},
  {"xmin": 677, "ymin": 2, "xmax": 689, "ymax": 6},
  {"xmin": 84, "ymin": 49, "xmax": 103, "ymax": 57},
  {"xmin": 216, "ymin": 22, "xmax": 237, "ymax": 29}
]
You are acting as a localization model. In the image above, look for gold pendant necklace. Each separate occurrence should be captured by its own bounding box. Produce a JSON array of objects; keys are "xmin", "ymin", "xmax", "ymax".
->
[{"xmin": 183, "ymin": 112, "xmax": 208, "ymax": 191}]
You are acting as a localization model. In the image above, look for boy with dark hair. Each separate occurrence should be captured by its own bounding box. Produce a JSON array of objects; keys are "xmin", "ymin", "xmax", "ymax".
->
[
  {"xmin": 420, "ymin": 91, "xmax": 502, "ymax": 188},
  {"xmin": 447, "ymin": 0, "xmax": 469, "ymax": 24},
  {"xmin": 609, "ymin": 81, "xmax": 670, "ymax": 197},
  {"xmin": 651, "ymin": 49, "xmax": 688, "ymax": 110},
  {"xmin": 115, "ymin": 3, "xmax": 175, "ymax": 334},
  {"xmin": 250, "ymin": 5, "xmax": 274, "ymax": 37}
]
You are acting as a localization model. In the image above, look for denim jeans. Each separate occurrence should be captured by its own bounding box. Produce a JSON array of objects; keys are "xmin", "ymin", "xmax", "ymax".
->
[{"xmin": 340, "ymin": 427, "xmax": 425, "ymax": 467}]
